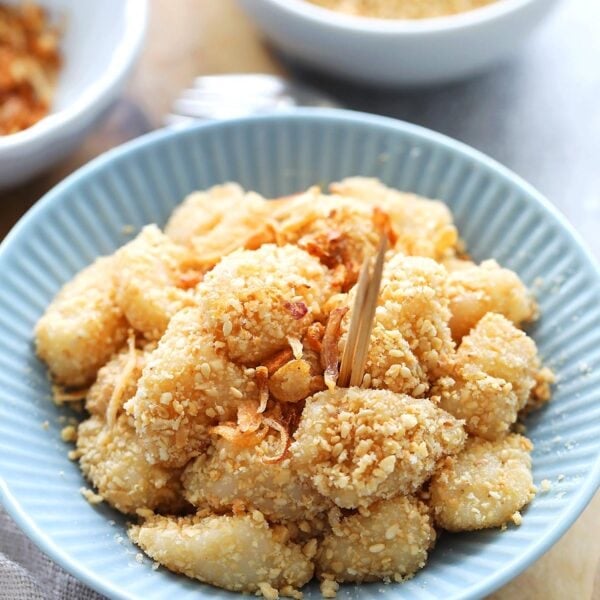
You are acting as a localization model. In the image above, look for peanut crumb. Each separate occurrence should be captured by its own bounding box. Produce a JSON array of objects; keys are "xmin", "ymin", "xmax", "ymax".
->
[
  {"xmin": 320, "ymin": 578, "xmax": 339, "ymax": 598},
  {"xmin": 258, "ymin": 582, "xmax": 279, "ymax": 600},
  {"xmin": 80, "ymin": 487, "xmax": 103, "ymax": 505},
  {"xmin": 60, "ymin": 425, "xmax": 77, "ymax": 442}
]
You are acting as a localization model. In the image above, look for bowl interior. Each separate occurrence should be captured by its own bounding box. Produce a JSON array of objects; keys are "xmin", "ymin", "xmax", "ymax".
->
[
  {"xmin": 50, "ymin": 0, "xmax": 131, "ymax": 110},
  {"xmin": 0, "ymin": 110, "xmax": 599, "ymax": 600}
]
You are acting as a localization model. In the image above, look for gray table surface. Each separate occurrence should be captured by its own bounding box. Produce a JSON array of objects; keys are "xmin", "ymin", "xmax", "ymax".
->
[{"xmin": 288, "ymin": 0, "xmax": 600, "ymax": 260}]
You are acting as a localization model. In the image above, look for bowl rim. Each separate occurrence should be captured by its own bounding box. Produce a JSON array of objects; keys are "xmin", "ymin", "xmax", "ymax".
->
[
  {"xmin": 0, "ymin": 0, "xmax": 148, "ymax": 151},
  {"xmin": 250, "ymin": 0, "xmax": 547, "ymax": 34},
  {"xmin": 0, "ymin": 108, "xmax": 599, "ymax": 600}
]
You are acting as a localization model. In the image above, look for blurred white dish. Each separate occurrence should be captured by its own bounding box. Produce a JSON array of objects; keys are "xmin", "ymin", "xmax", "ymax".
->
[
  {"xmin": 238, "ymin": 0, "xmax": 560, "ymax": 87},
  {"xmin": 0, "ymin": 0, "xmax": 147, "ymax": 189}
]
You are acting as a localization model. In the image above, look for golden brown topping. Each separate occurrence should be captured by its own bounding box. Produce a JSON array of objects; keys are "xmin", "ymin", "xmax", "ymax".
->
[
  {"xmin": 306, "ymin": 0, "xmax": 496, "ymax": 19},
  {"xmin": 0, "ymin": 3, "xmax": 61, "ymax": 134},
  {"xmin": 261, "ymin": 417, "xmax": 291, "ymax": 464},
  {"xmin": 269, "ymin": 358, "xmax": 324, "ymax": 404},
  {"xmin": 263, "ymin": 347, "xmax": 295, "ymax": 375},
  {"xmin": 320, "ymin": 307, "xmax": 348, "ymax": 389},
  {"xmin": 303, "ymin": 322, "xmax": 325, "ymax": 354},
  {"xmin": 35, "ymin": 178, "xmax": 552, "ymax": 596},
  {"xmin": 292, "ymin": 388, "xmax": 465, "ymax": 508}
]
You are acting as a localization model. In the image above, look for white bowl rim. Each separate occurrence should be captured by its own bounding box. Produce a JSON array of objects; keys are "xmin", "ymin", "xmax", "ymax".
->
[
  {"xmin": 255, "ymin": 0, "xmax": 546, "ymax": 34},
  {"xmin": 0, "ymin": 107, "xmax": 599, "ymax": 600},
  {"xmin": 0, "ymin": 0, "xmax": 148, "ymax": 151}
]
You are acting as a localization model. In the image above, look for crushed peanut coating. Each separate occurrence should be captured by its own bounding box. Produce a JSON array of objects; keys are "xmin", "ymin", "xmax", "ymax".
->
[
  {"xmin": 127, "ymin": 307, "xmax": 257, "ymax": 467},
  {"xmin": 317, "ymin": 495, "xmax": 435, "ymax": 582},
  {"xmin": 77, "ymin": 414, "xmax": 187, "ymax": 515},
  {"xmin": 272, "ymin": 188, "xmax": 381, "ymax": 290},
  {"xmin": 165, "ymin": 184, "xmax": 275, "ymax": 268},
  {"xmin": 114, "ymin": 225, "xmax": 200, "ymax": 340},
  {"xmin": 377, "ymin": 254, "xmax": 455, "ymax": 379},
  {"xmin": 35, "ymin": 256, "xmax": 128, "ymax": 387},
  {"xmin": 444, "ymin": 259, "xmax": 537, "ymax": 340},
  {"xmin": 306, "ymin": 0, "xmax": 496, "ymax": 19},
  {"xmin": 292, "ymin": 388, "xmax": 466, "ymax": 508},
  {"xmin": 183, "ymin": 433, "xmax": 332, "ymax": 522},
  {"xmin": 429, "ymin": 435, "xmax": 535, "ymax": 531},
  {"xmin": 330, "ymin": 178, "xmax": 458, "ymax": 259},
  {"xmin": 85, "ymin": 343, "xmax": 149, "ymax": 417},
  {"xmin": 129, "ymin": 512, "xmax": 314, "ymax": 594},
  {"xmin": 198, "ymin": 244, "xmax": 329, "ymax": 365},
  {"xmin": 436, "ymin": 313, "xmax": 539, "ymax": 440},
  {"xmin": 34, "ymin": 179, "xmax": 553, "ymax": 597},
  {"xmin": 340, "ymin": 253, "xmax": 454, "ymax": 396}
]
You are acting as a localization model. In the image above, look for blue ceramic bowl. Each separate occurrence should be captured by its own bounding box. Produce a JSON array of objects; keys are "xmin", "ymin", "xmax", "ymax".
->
[{"xmin": 0, "ymin": 109, "xmax": 599, "ymax": 600}]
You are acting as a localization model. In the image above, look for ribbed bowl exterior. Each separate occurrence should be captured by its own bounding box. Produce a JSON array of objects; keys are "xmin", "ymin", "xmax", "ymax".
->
[{"xmin": 0, "ymin": 110, "xmax": 599, "ymax": 600}]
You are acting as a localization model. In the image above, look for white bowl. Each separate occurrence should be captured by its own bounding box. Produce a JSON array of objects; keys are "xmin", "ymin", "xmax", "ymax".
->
[
  {"xmin": 0, "ymin": 0, "xmax": 147, "ymax": 189},
  {"xmin": 238, "ymin": 0, "xmax": 560, "ymax": 87}
]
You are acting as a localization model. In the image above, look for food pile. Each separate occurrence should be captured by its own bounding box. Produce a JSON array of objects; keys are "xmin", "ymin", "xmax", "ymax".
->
[
  {"xmin": 305, "ymin": 0, "xmax": 496, "ymax": 19},
  {"xmin": 35, "ymin": 178, "xmax": 553, "ymax": 598},
  {"xmin": 0, "ymin": 2, "xmax": 61, "ymax": 135}
]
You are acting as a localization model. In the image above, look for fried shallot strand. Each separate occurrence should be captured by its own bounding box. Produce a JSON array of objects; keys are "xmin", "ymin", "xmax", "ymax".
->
[
  {"xmin": 321, "ymin": 306, "xmax": 349, "ymax": 390},
  {"xmin": 303, "ymin": 322, "xmax": 325, "ymax": 354},
  {"xmin": 262, "ymin": 348, "xmax": 294, "ymax": 375},
  {"xmin": 106, "ymin": 332, "xmax": 137, "ymax": 426},
  {"xmin": 255, "ymin": 366, "xmax": 270, "ymax": 413},
  {"xmin": 237, "ymin": 400, "xmax": 263, "ymax": 433},
  {"xmin": 261, "ymin": 417, "xmax": 291, "ymax": 465},
  {"xmin": 210, "ymin": 423, "xmax": 268, "ymax": 448},
  {"xmin": 300, "ymin": 230, "xmax": 361, "ymax": 291},
  {"xmin": 372, "ymin": 206, "xmax": 398, "ymax": 247}
]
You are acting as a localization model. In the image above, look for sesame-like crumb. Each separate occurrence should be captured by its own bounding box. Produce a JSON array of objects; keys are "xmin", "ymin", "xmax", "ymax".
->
[
  {"xmin": 511, "ymin": 511, "xmax": 523, "ymax": 526},
  {"xmin": 60, "ymin": 425, "xmax": 77, "ymax": 442},
  {"xmin": 41, "ymin": 420, "xmax": 49, "ymax": 430},
  {"xmin": 320, "ymin": 578, "xmax": 339, "ymax": 598},
  {"xmin": 80, "ymin": 487, "xmax": 103, "ymax": 505},
  {"xmin": 258, "ymin": 582, "xmax": 279, "ymax": 599},
  {"xmin": 280, "ymin": 586, "xmax": 303, "ymax": 599},
  {"xmin": 540, "ymin": 479, "xmax": 552, "ymax": 492}
]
